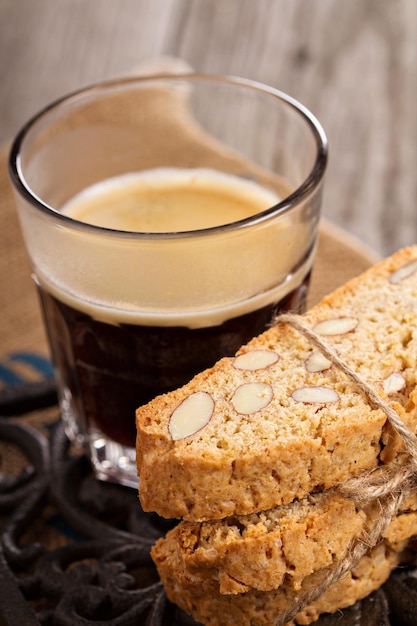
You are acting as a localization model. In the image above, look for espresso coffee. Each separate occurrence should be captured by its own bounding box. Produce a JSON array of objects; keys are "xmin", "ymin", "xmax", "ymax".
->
[{"xmin": 36, "ymin": 168, "xmax": 312, "ymax": 450}]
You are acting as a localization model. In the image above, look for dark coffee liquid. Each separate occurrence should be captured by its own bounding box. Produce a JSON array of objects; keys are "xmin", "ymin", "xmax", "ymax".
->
[{"xmin": 38, "ymin": 276, "xmax": 309, "ymax": 448}]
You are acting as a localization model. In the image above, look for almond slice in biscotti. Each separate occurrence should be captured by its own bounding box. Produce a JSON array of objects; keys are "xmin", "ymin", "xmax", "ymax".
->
[
  {"xmin": 168, "ymin": 392, "xmax": 215, "ymax": 440},
  {"xmin": 136, "ymin": 246, "xmax": 417, "ymax": 522}
]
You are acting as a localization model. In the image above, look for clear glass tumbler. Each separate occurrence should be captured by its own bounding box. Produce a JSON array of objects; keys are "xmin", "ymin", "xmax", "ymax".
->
[{"xmin": 8, "ymin": 74, "xmax": 327, "ymax": 487}]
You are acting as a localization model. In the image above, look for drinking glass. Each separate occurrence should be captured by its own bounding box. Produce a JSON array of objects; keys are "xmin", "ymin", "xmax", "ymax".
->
[{"xmin": 8, "ymin": 74, "xmax": 327, "ymax": 487}]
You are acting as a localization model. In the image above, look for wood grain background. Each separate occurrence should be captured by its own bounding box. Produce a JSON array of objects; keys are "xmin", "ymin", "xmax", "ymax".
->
[{"xmin": 0, "ymin": 0, "xmax": 415, "ymax": 257}]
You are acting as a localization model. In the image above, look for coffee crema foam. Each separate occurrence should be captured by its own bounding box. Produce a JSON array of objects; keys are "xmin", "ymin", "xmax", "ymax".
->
[
  {"xmin": 62, "ymin": 168, "xmax": 280, "ymax": 232},
  {"xmin": 32, "ymin": 168, "xmax": 313, "ymax": 328}
]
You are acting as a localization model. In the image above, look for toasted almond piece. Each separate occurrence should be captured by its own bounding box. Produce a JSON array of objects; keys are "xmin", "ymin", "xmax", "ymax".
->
[
  {"xmin": 314, "ymin": 317, "xmax": 358, "ymax": 336},
  {"xmin": 234, "ymin": 350, "xmax": 279, "ymax": 371},
  {"xmin": 305, "ymin": 350, "xmax": 332, "ymax": 373},
  {"xmin": 292, "ymin": 386, "xmax": 339, "ymax": 403},
  {"xmin": 232, "ymin": 382, "xmax": 273, "ymax": 415},
  {"xmin": 383, "ymin": 372, "xmax": 406, "ymax": 395},
  {"xmin": 169, "ymin": 392, "xmax": 214, "ymax": 441},
  {"xmin": 389, "ymin": 260, "xmax": 417, "ymax": 284}
]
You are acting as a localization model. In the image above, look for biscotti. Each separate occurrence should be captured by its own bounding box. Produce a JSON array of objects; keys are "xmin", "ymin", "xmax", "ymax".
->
[
  {"xmin": 152, "ymin": 523, "xmax": 413, "ymax": 626},
  {"xmin": 136, "ymin": 246, "xmax": 417, "ymax": 522},
  {"xmin": 171, "ymin": 489, "xmax": 417, "ymax": 596}
]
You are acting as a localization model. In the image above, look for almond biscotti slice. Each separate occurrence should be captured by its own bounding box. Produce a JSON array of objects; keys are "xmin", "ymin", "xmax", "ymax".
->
[
  {"xmin": 175, "ymin": 490, "xmax": 367, "ymax": 595},
  {"xmin": 136, "ymin": 246, "xmax": 417, "ymax": 521},
  {"xmin": 168, "ymin": 488, "xmax": 417, "ymax": 596},
  {"xmin": 152, "ymin": 523, "xmax": 413, "ymax": 626}
]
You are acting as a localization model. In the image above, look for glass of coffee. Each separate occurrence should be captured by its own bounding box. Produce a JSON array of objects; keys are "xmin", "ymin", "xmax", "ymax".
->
[{"xmin": 8, "ymin": 74, "xmax": 327, "ymax": 488}]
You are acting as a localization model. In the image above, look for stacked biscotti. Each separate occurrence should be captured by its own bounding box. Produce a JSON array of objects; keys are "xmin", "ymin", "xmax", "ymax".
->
[{"xmin": 136, "ymin": 246, "xmax": 417, "ymax": 625}]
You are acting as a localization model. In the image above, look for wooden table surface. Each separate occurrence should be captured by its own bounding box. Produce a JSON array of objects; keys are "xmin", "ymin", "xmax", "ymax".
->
[{"xmin": 0, "ymin": 0, "xmax": 415, "ymax": 258}]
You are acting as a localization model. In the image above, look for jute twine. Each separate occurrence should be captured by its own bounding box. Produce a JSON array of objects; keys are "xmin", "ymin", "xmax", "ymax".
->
[{"xmin": 272, "ymin": 313, "xmax": 417, "ymax": 626}]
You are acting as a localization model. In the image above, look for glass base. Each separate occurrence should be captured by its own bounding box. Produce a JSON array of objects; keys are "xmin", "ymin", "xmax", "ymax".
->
[
  {"xmin": 88, "ymin": 432, "xmax": 138, "ymax": 489},
  {"xmin": 60, "ymin": 392, "xmax": 138, "ymax": 489}
]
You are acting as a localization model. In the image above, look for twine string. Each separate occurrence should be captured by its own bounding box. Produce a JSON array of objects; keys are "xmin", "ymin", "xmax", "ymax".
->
[
  {"xmin": 273, "ymin": 490, "xmax": 407, "ymax": 626},
  {"xmin": 271, "ymin": 313, "xmax": 417, "ymax": 625},
  {"xmin": 277, "ymin": 313, "xmax": 417, "ymax": 467}
]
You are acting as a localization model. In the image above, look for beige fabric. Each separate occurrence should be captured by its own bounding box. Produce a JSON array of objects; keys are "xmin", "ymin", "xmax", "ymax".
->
[{"xmin": 1, "ymin": 141, "xmax": 49, "ymax": 360}]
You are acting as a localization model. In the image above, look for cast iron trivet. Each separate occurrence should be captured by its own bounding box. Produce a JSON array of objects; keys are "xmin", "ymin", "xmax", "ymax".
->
[{"xmin": 1, "ymin": 387, "xmax": 417, "ymax": 625}]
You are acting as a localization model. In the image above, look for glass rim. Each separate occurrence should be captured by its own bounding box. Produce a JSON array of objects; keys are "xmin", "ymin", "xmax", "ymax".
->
[{"xmin": 8, "ymin": 72, "xmax": 328, "ymax": 241}]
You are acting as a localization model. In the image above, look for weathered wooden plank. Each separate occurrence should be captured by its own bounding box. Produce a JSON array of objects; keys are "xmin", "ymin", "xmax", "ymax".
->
[{"xmin": 0, "ymin": 0, "xmax": 415, "ymax": 256}]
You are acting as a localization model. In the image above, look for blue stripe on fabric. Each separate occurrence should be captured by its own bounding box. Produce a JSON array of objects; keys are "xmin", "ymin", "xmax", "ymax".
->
[
  {"xmin": 9, "ymin": 352, "xmax": 54, "ymax": 378},
  {"xmin": 0, "ymin": 352, "xmax": 54, "ymax": 386},
  {"xmin": 0, "ymin": 363, "xmax": 26, "ymax": 385}
]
